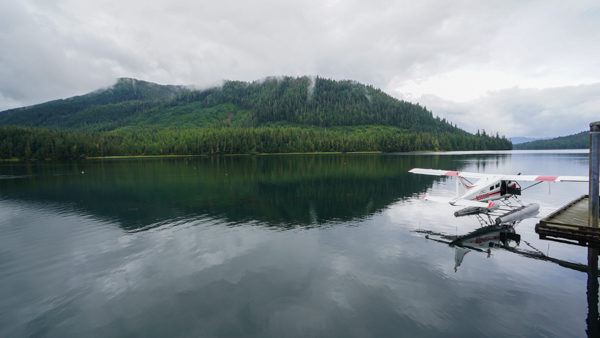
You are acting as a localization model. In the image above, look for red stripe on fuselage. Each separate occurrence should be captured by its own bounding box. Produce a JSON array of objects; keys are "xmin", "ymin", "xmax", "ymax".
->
[
  {"xmin": 445, "ymin": 171, "xmax": 459, "ymax": 176},
  {"xmin": 475, "ymin": 191, "xmax": 501, "ymax": 200},
  {"xmin": 535, "ymin": 176, "xmax": 557, "ymax": 182}
]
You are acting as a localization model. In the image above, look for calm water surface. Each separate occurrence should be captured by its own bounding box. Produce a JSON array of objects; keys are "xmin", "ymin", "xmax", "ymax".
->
[{"xmin": 0, "ymin": 151, "xmax": 595, "ymax": 337}]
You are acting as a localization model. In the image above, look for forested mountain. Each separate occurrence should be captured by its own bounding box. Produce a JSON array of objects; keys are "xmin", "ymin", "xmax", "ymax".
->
[
  {"xmin": 0, "ymin": 76, "xmax": 511, "ymax": 159},
  {"xmin": 0, "ymin": 76, "xmax": 461, "ymax": 132},
  {"xmin": 514, "ymin": 131, "xmax": 588, "ymax": 150}
]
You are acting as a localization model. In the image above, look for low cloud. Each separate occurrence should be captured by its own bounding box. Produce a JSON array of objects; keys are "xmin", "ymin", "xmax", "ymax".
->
[
  {"xmin": 416, "ymin": 83, "xmax": 600, "ymax": 138},
  {"xmin": 1, "ymin": 0, "xmax": 599, "ymax": 137}
]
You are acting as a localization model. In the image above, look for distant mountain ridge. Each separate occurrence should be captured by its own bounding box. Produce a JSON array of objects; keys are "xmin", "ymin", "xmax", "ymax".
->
[
  {"xmin": 514, "ymin": 131, "xmax": 588, "ymax": 150},
  {"xmin": 510, "ymin": 136, "xmax": 540, "ymax": 145},
  {"xmin": 0, "ymin": 76, "xmax": 462, "ymax": 133},
  {"xmin": 0, "ymin": 78, "xmax": 190, "ymax": 130}
]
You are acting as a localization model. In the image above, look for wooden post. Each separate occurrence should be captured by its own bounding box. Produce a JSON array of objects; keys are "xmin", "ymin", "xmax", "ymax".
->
[
  {"xmin": 587, "ymin": 247, "xmax": 599, "ymax": 336},
  {"xmin": 587, "ymin": 123, "xmax": 600, "ymax": 335},
  {"xmin": 590, "ymin": 121, "xmax": 600, "ymax": 228}
]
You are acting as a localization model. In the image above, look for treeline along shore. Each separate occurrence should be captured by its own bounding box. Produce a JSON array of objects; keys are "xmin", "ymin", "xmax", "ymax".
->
[{"xmin": 0, "ymin": 126, "xmax": 510, "ymax": 160}]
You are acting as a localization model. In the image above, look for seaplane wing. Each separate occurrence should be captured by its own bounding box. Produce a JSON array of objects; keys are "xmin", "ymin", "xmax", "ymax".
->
[{"xmin": 409, "ymin": 168, "xmax": 588, "ymax": 183}]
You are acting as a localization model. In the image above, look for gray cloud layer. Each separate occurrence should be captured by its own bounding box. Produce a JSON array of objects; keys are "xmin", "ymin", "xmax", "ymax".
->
[
  {"xmin": 1, "ymin": 0, "xmax": 599, "ymax": 136},
  {"xmin": 417, "ymin": 83, "xmax": 600, "ymax": 138}
]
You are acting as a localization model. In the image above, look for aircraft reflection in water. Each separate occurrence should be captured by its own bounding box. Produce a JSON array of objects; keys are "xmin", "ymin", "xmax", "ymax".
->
[
  {"xmin": 452, "ymin": 226, "xmax": 527, "ymax": 271},
  {"xmin": 415, "ymin": 225, "xmax": 600, "ymax": 336},
  {"xmin": 414, "ymin": 224, "xmax": 592, "ymax": 272},
  {"xmin": 415, "ymin": 225, "xmax": 521, "ymax": 271}
]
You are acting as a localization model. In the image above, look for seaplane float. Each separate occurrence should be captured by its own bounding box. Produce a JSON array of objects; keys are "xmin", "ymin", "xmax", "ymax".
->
[{"xmin": 409, "ymin": 168, "xmax": 589, "ymax": 227}]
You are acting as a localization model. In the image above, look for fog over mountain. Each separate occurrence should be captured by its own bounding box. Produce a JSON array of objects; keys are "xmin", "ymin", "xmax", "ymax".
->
[{"xmin": 1, "ymin": 0, "xmax": 599, "ymax": 137}]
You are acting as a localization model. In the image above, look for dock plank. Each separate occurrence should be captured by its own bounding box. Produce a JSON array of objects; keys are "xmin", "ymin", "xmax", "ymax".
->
[{"xmin": 535, "ymin": 195, "xmax": 600, "ymax": 247}]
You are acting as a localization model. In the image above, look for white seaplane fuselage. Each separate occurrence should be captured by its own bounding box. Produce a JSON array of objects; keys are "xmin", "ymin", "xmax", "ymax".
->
[{"xmin": 457, "ymin": 177, "xmax": 520, "ymax": 203}]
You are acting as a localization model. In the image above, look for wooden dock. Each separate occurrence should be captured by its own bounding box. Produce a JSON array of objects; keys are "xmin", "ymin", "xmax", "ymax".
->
[{"xmin": 536, "ymin": 195, "xmax": 600, "ymax": 247}]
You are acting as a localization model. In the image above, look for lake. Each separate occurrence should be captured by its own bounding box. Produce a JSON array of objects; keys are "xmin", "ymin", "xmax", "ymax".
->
[{"xmin": 0, "ymin": 150, "xmax": 595, "ymax": 337}]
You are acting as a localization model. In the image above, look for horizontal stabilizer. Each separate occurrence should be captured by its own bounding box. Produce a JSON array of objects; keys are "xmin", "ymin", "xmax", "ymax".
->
[
  {"xmin": 454, "ymin": 206, "xmax": 494, "ymax": 217},
  {"xmin": 423, "ymin": 194, "xmax": 491, "ymax": 208}
]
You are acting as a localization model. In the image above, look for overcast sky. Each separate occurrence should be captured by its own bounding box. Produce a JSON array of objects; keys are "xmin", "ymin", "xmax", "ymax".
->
[{"xmin": 1, "ymin": 0, "xmax": 599, "ymax": 137}]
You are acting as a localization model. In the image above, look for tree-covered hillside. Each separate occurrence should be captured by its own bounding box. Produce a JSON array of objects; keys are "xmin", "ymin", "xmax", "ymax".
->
[
  {"xmin": 514, "ymin": 131, "xmax": 588, "ymax": 150},
  {"xmin": 1, "ymin": 76, "xmax": 463, "ymax": 132},
  {"xmin": 0, "ymin": 76, "xmax": 511, "ymax": 159}
]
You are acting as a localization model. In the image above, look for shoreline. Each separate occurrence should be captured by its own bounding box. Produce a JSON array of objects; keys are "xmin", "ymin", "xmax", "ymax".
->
[
  {"xmin": 2, "ymin": 149, "xmax": 590, "ymax": 162},
  {"xmin": 0, "ymin": 151, "xmax": 385, "ymax": 162},
  {"xmin": 88, "ymin": 151, "xmax": 383, "ymax": 160}
]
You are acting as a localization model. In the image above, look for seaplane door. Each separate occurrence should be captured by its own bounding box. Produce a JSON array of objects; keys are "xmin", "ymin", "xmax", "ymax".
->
[{"xmin": 500, "ymin": 180, "xmax": 507, "ymax": 196}]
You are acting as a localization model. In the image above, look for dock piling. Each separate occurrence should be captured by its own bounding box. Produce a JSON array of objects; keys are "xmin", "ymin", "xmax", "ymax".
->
[{"xmin": 590, "ymin": 121, "xmax": 600, "ymax": 228}]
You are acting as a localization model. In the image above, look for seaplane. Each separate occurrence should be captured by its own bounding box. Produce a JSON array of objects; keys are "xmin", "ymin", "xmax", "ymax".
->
[{"xmin": 409, "ymin": 168, "xmax": 589, "ymax": 227}]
